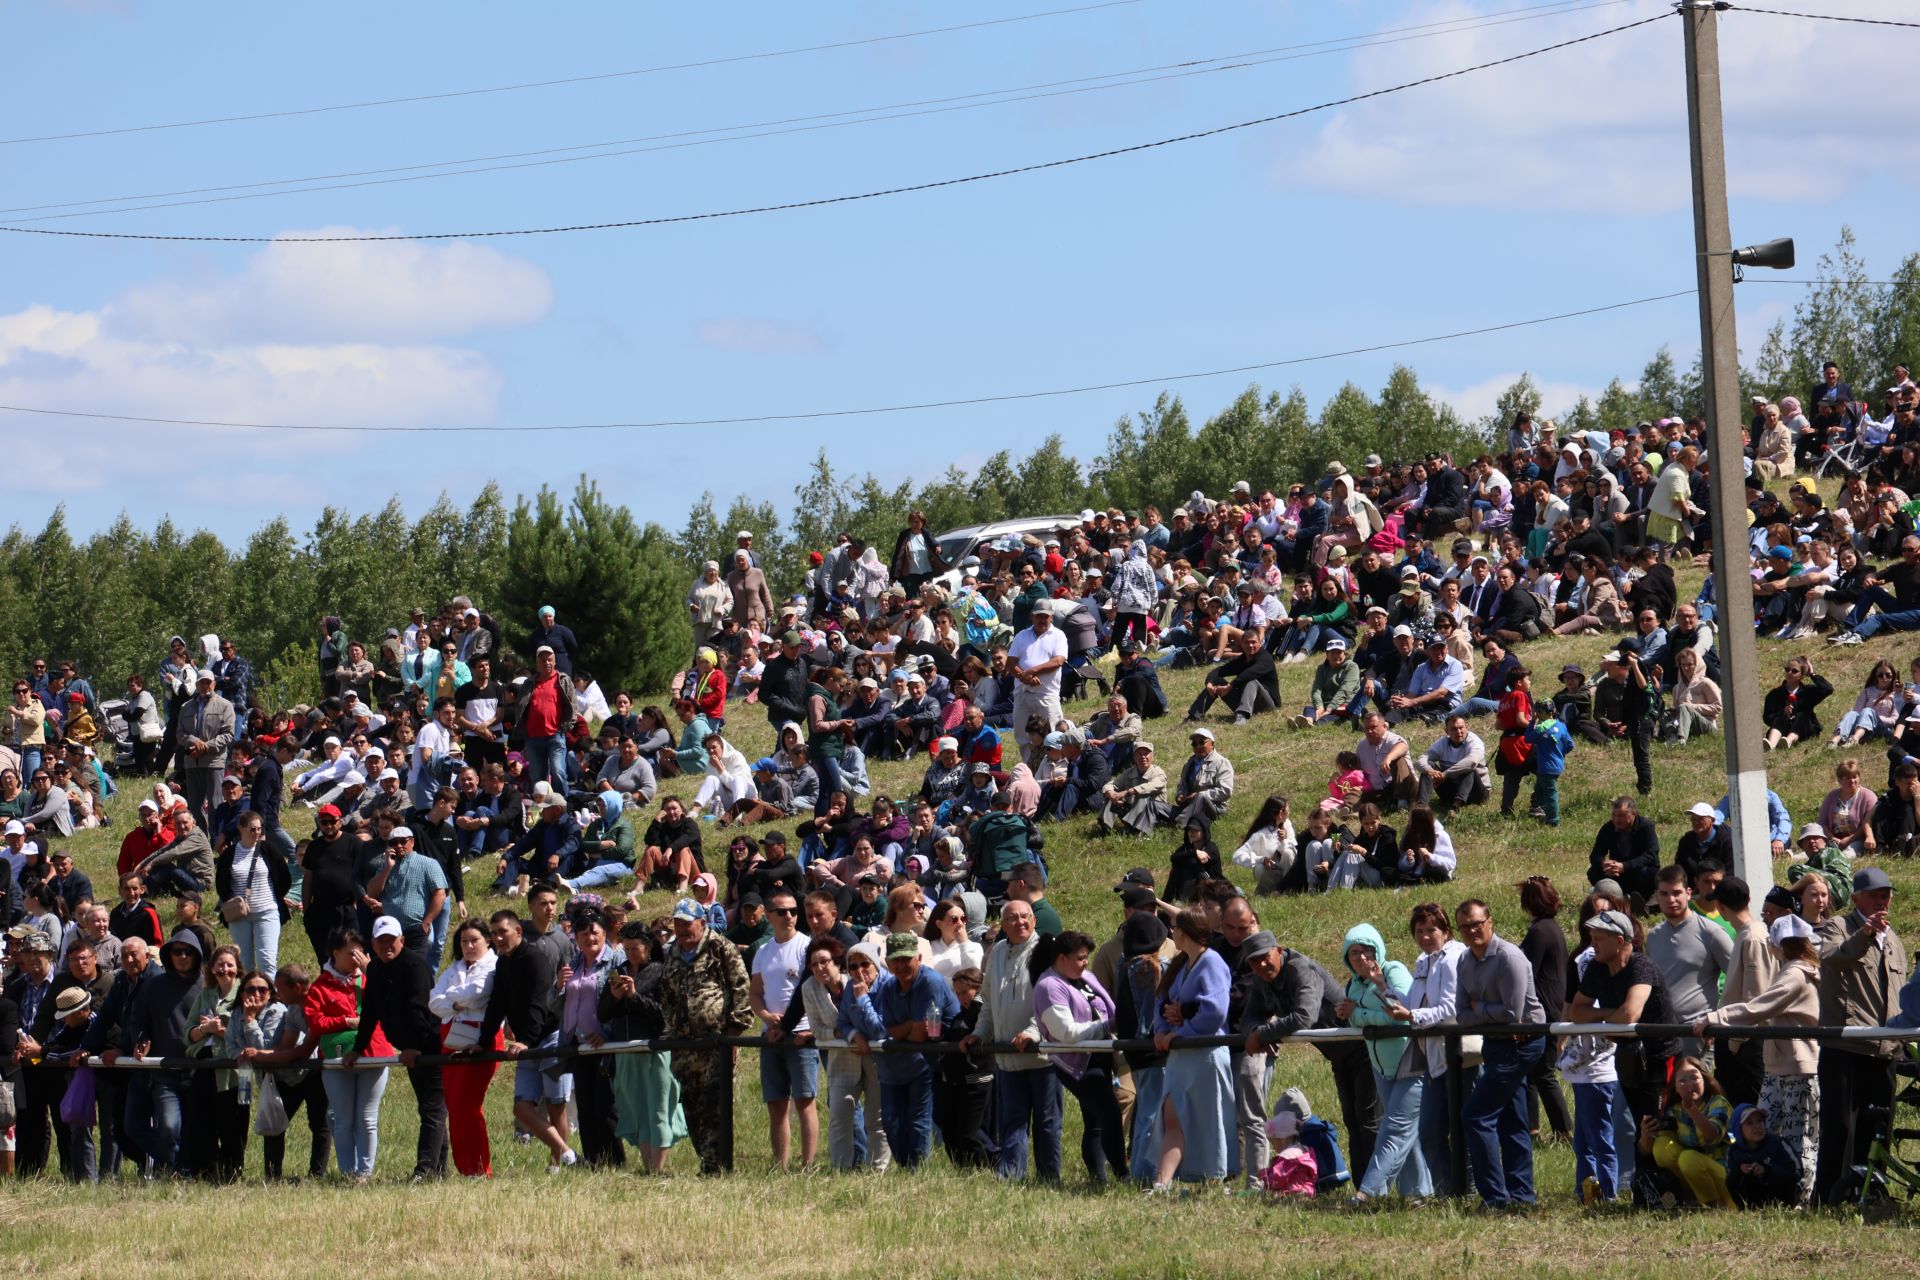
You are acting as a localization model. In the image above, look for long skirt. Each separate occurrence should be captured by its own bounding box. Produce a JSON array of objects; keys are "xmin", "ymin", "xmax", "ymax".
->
[
  {"xmin": 1159, "ymin": 1044, "xmax": 1232, "ymax": 1182},
  {"xmin": 1758, "ymin": 1071, "xmax": 1819, "ymax": 1207},
  {"xmin": 612, "ymin": 1050, "xmax": 688, "ymax": 1150}
]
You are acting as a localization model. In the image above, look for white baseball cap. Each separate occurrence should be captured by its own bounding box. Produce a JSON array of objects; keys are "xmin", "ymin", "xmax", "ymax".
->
[{"xmin": 371, "ymin": 916, "xmax": 403, "ymax": 940}]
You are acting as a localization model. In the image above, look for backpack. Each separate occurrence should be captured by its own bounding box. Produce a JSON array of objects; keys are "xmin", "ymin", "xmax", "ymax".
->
[{"xmin": 1297, "ymin": 1116, "xmax": 1351, "ymax": 1195}]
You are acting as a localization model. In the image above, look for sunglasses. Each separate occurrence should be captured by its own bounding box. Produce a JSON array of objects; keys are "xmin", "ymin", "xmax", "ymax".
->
[
  {"xmin": 242, "ymin": 985, "xmax": 272, "ymax": 995},
  {"xmin": 768, "ymin": 907, "xmax": 798, "ymax": 917}
]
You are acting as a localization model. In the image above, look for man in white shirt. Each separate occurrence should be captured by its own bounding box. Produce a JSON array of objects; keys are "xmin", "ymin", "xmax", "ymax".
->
[
  {"xmin": 293, "ymin": 735, "xmax": 364, "ymax": 807},
  {"xmin": 411, "ymin": 699, "xmax": 460, "ymax": 811},
  {"xmin": 751, "ymin": 886, "xmax": 819, "ymax": 1170},
  {"xmin": 1007, "ymin": 600, "xmax": 1068, "ymax": 736}
]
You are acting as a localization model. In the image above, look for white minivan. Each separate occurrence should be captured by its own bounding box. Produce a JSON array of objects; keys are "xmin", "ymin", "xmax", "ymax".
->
[{"xmin": 929, "ymin": 515, "xmax": 1083, "ymax": 594}]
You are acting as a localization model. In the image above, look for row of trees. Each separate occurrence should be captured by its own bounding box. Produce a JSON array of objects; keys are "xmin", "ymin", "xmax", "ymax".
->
[
  {"xmin": 0, "ymin": 481, "xmax": 690, "ymax": 711},
  {"xmin": 11, "ymin": 231, "xmax": 1910, "ymax": 706}
]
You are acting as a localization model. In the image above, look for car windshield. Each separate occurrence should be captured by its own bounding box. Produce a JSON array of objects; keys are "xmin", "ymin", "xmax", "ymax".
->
[{"xmin": 937, "ymin": 534, "xmax": 975, "ymax": 565}]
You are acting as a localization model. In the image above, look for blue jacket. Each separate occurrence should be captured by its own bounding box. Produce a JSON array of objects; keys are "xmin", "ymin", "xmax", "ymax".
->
[
  {"xmin": 1713, "ymin": 789, "xmax": 1791, "ymax": 848},
  {"xmin": 1526, "ymin": 716, "xmax": 1575, "ymax": 778},
  {"xmin": 838, "ymin": 967, "xmax": 960, "ymax": 1083}
]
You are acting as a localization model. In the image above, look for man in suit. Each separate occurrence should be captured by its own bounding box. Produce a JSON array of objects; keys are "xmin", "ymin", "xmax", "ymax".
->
[{"xmin": 178, "ymin": 668, "xmax": 235, "ymax": 832}]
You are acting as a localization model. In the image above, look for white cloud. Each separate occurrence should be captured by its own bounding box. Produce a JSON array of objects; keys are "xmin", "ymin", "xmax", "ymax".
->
[
  {"xmin": 109, "ymin": 228, "xmax": 552, "ymax": 344},
  {"xmin": 0, "ymin": 230, "xmax": 552, "ymax": 492},
  {"xmin": 694, "ymin": 316, "xmax": 827, "ymax": 355},
  {"xmin": 1277, "ymin": 0, "xmax": 1920, "ymax": 213},
  {"xmin": 1428, "ymin": 370, "xmax": 1605, "ymax": 424}
]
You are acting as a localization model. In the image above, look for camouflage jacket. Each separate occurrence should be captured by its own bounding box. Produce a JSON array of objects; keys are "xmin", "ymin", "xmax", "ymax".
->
[{"xmin": 661, "ymin": 928, "xmax": 752, "ymax": 1037}]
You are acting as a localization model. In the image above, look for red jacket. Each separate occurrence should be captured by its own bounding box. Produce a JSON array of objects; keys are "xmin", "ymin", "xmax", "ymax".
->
[
  {"xmin": 305, "ymin": 967, "xmax": 393, "ymax": 1059},
  {"xmin": 118, "ymin": 824, "xmax": 175, "ymax": 876},
  {"xmin": 692, "ymin": 668, "xmax": 727, "ymax": 721}
]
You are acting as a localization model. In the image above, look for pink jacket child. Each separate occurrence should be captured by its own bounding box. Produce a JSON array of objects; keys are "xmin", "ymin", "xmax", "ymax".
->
[{"xmin": 1259, "ymin": 1110, "xmax": 1318, "ymax": 1198}]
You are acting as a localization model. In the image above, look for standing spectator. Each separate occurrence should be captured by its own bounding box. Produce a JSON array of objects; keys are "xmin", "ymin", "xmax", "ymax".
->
[
  {"xmin": 1147, "ymin": 909, "xmax": 1234, "ymax": 1189},
  {"xmin": 1031, "ymin": 930, "xmax": 1124, "ymax": 1185},
  {"xmin": 177, "ymin": 670, "xmax": 236, "ymax": 831},
  {"xmin": 520, "ymin": 646, "xmax": 578, "ymax": 790},
  {"xmin": 530, "ymin": 605, "xmax": 578, "ymax": 677},
  {"xmin": 658, "ymin": 897, "xmax": 753, "ymax": 1174},
  {"xmin": 214, "ymin": 812, "xmax": 288, "ymax": 978},
  {"xmin": 1516, "ymin": 877, "xmax": 1572, "ymax": 1147},
  {"xmin": 1645, "ymin": 866, "xmax": 1732, "ymax": 1058},
  {"xmin": 475, "ymin": 907, "xmax": 576, "ymax": 1172},
  {"xmin": 346, "ymin": 915, "xmax": 449, "ymax": 1180},
  {"xmin": 687, "ymin": 563, "xmax": 733, "ymax": 651},
  {"xmin": 839, "ymin": 931, "xmax": 961, "ymax": 1168},
  {"xmin": 429, "ymin": 918, "xmax": 502, "ymax": 1177},
  {"xmin": 727, "ymin": 550, "xmax": 775, "ymax": 635},
  {"xmin": 1454, "ymin": 898, "xmax": 1547, "ymax": 1210},
  {"xmin": 750, "ymin": 886, "xmax": 820, "ymax": 1171},
  {"xmin": 975, "ymin": 899, "xmax": 1057, "ymax": 1183},
  {"xmin": 1814, "ymin": 866, "xmax": 1906, "ymax": 1203},
  {"xmin": 599, "ymin": 921, "xmax": 686, "ymax": 1174},
  {"xmin": 1007, "ymin": 600, "xmax": 1068, "ymax": 740},
  {"xmin": 306, "ymin": 927, "xmax": 390, "ymax": 1183}
]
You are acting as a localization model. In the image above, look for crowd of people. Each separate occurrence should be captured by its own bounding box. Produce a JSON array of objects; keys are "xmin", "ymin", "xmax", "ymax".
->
[{"xmin": 6, "ymin": 361, "xmax": 1920, "ymax": 1210}]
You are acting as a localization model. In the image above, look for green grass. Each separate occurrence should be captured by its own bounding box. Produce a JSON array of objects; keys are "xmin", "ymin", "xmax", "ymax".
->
[{"xmin": 20, "ymin": 548, "xmax": 1920, "ymax": 1273}]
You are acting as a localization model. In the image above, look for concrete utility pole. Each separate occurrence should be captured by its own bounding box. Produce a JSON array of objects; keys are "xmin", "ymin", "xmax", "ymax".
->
[{"xmin": 1680, "ymin": 0, "xmax": 1770, "ymax": 888}]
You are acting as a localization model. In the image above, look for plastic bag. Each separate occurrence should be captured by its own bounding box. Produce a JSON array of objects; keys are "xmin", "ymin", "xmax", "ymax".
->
[
  {"xmin": 59, "ymin": 1066, "xmax": 96, "ymax": 1128},
  {"xmin": 253, "ymin": 1075, "xmax": 289, "ymax": 1136}
]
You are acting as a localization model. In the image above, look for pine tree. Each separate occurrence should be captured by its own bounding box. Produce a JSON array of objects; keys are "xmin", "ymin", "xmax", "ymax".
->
[{"xmin": 497, "ymin": 478, "xmax": 691, "ymax": 692}]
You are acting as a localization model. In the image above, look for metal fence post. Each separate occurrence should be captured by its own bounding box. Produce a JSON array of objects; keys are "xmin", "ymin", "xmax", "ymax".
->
[
  {"xmin": 720, "ymin": 1043, "xmax": 736, "ymax": 1173},
  {"xmin": 1444, "ymin": 1030, "xmax": 1467, "ymax": 1199}
]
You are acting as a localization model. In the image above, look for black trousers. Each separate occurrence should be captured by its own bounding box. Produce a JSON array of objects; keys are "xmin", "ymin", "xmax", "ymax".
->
[
  {"xmin": 571, "ymin": 1059, "xmax": 624, "ymax": 1169},
  {"xmin": 934, "ymin": 1073, "xmax": 995, "ymax": 1169},
  {"xmin": 1628, "ymin": 715, "xmax": 1653, "ymax": 795},
  {"xmin": 1057, "ymin": 1061, "xmax": 1126, "ymax": 1185},
  {"xmin": 1816, "ymin": 1051, "xmax": 1895, "ymax": 1205},
  {"xmin": 1319, "ymin": 1041, "xmax": 1382, "ymax": 1185},
  {"xmin": 407, "ymin": 1063, "xmax": 452, "ymax": 1178},
  {"xmin": 1526, "ymin": 1053, "xmax": 1573, "ymax": 1136},
  {"xmin": 212, "ymin": 1087, "xmax": 250, "ymax": 1182},
  {"xmin": 16, "ymin": 1064, "xmax": 65, "ymax": 1176},
  {"xmin": 1711, "ymin": 1036, "xmax": 1765, "ymax": 1109},
  {"xmin": 263, "ymin": 1071, "xmax": 331, "ymax": 1179}
]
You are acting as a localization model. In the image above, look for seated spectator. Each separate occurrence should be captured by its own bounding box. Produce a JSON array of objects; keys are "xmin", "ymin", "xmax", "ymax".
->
[
  {"xmin": 1828, "ymin": 660, "xmax": 1903, "ymax": 750},
  {"xmin": 1394, "ymin": 804, "xmax": 1455, "ymax": 885},
  {"xmin": 1387, "ymin": 637, "xmax": 1464, "ymax": 727},
  {"xmin": 1097, "ymin": 742, "xmax": 1170, "ymax": 837},
  {"xmin": 1290, "ymin": 638, "xmax": 1361, "ymax": 730},
  {"xmin": 1761, "ymin": 656, "xmax": 1831, "ymax": 753},
  {"xmin": 1673, "ymin": 803, "xmax": 1732, "ymax": 883},
  {"xmin": 1354, "ymin": 713, "xmax": 1417, "ymax": 813},
  {"xmin": 1169, "ymin": 729, "xmax": 1235, "ymax": 829},
  {"xmin": 1817, "ymin": 757, "xmax": 1878, "ymax": 856},
  {"xmin": 1416, "ymin": 713, "xmax": 1489, "ymax": 815},
  {"xmin": 1587, "ymin": 795, "xmax": 1660, "ymax": 906},
  {"xmin": 1184, "ymin": 630, "xmax": 1279, "ymax": 727}
]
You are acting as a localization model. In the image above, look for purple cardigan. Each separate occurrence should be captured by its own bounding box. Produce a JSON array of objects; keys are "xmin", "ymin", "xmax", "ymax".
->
[{"xmin": 1032, "ymin": 969, "xmax": 1116, "ymax": 1079}]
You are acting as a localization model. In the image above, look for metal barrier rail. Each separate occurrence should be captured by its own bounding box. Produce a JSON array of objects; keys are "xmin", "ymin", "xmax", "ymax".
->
[{"xmin": 67, "ymin": 1020, "xmax": 1920, "ymax": 1178}]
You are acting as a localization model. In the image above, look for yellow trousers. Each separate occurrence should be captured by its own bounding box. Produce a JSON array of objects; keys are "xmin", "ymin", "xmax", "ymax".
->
[{"xmin": 1652, "ymin": 1134, "xmax": 1734, "ymax": 1208}]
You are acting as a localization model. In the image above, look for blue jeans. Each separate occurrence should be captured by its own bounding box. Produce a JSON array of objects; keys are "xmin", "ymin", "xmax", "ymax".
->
[
  {"xmin": 147, "ymin": 864, "xmax": 203, "ymax": 898},
  {"xmin": 229, "ymin": 910, "xmax": 282, "ymax": 979},
  {"xmin": 1129, "ymin": 1064, "xmax": 1165, "ymax": 1183},
  {"xmin": 426, "ymin": 896, "xmax": 452, "ymax": 968},
  {"xmin": 16, "ymin": 746, "xmax": 41, "ymax": 786},
  {"xmin": 569, "ymin": 861, "xmax": 632, "ymax": 891},
  {"xmin": 1360, "ymin": 1073, "xmax": 1431, "ymax": 1198},
  {"xmin": 880, "ymin": 1069, "xmax": 936, "ymax": 1168},
  {"xmin": 1280, "ymin": 624, "xmax": 1322, "ymax": 657},
  {"xmin": 1532, "ymin": 774, "xmax": 1561, "ymax": 826},
  {"xmin": 1418, "ymin": 1063, "xmax": 1475, "ymax": 1198},
  {"xmin": 323, "ymin": 1065, "xmax": 389, "ymax": 1178},
  {"xmin": 512, "ymin": 1031, "xmax": 573, "ymax": 1104},
  {"xmin": 525, "ymin": 734, "xmax": 569, "ymax": 789},
  {"xmin": 1461, "ymin": 696, "xmax": 1500, "ymax": 718},
  {"xmin": 994, "ymin": 1066, "xmax": 1063, "ymax": 1182},
  {"xmin": 147, "ymin": 1070, "xmax": 188, "ymax": 1172},
  {"xmin": 813, "ymin": 755, "xmax": 843, "ymax": 817},
  {"xmin": 1572, "ymin": 1081, "xmax": 1619, "ymax": 1200},
  {"xmin": 1462, "ymin": 1037, "xmax": 1545, "ymax": 1206}
]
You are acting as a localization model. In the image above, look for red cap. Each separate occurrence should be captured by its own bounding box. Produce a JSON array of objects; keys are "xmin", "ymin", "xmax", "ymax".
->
[
  {"xmin": 67, "ymin": 691, "xmax": 84, "ymax": 701},
  {"xmin": 808, "ymin": 551, "xmax": 824, "ymax": 564},
  {"xmin": 316, "ymin": 804, "xmax": 343, "ymax": 820}
]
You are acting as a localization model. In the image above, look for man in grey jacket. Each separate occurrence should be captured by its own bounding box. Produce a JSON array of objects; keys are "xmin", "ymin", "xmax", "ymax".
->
[
  {"xmin": 965, "ymin": 899, "xmax": 1059, "ymax": 1183},
  {"xmin": 1172, "ymin": 729, "xmax": 1235, "ymax": 828},
  {"xmin": 178, "ymin": 669, "xmax": 235, "ymax": 831},
  {"xmin": 1241, "ymin": 931, "xmax": 1379, "ymax": 1186}
]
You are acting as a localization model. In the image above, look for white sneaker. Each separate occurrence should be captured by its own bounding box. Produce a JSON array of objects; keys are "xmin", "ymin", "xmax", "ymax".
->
[
  {"xmin": 505, "ymin": 884, "xmax": 524, "ymax": 898},
  {"xmin": 1830, "ymin": 632, "xmax": 1866, "ymax": 647}
]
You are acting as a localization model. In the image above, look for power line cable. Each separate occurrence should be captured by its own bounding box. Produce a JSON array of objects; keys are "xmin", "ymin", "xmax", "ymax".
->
[
  {"xmin": 1725, "ymin": 5, "xmax": 1920, "ymax": 30},
  {"xmin": 0, "ymin": 289, "xmax": 1696, "ymax": 435},
  {"xmin": 0, "ymin": 11, "xmax": 1673, "ymax": 245},
  {"xmin": 0, "ymin": 1, "xmax": 1145, "ymax": 147},
  {"xmin": 0, "ymin": 0, "xmax": 1630, "ymax": 223}
]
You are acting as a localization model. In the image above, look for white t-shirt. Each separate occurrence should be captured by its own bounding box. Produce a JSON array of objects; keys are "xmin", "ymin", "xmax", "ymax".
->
[
  {"xmin": 413, "ymin": 720, "xmax": 455, "ymax": 789},
  {"xmin": 753, "ymin": 931, "xmax": 812, "ymax": 1032},
  {"xmin": 1009, "ymin": 626, "xmax": 1069, "ymax": 700}
]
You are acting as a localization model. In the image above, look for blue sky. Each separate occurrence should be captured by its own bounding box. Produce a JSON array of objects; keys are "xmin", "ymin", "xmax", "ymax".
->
[{"xmin": 3, "ymin": 0, "xmax": 1914, "ymax": 543}]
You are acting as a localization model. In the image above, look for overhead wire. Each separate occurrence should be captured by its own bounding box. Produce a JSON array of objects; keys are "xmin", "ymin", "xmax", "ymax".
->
[
  {"xmin": 0, "ymin": 0, "xmax": 1145, "ymax": 147},
  {"xmin": 0, "ymin": 289, "xmax": 1697, "ymax": 434},
  {"xmin": 0, "ymin": 0, "xmax": 1632, "ymax": 224},
  {"xmin": 0, "ymin": 11, "xmax": 1675, "ymax": 244},
  {"xmin": 1724, "ymin": 5, "xmax": 1920, "ymax": 30}
]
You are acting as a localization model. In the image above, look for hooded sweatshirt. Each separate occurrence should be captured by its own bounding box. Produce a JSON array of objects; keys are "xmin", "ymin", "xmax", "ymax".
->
[
  {"xmin": 580, "ymin": 791, "xmax": 634, "ymax": 867},
  {"xmin": 1341, "ymin": 922, "xmax": 1413, "ymax": 1077}
]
